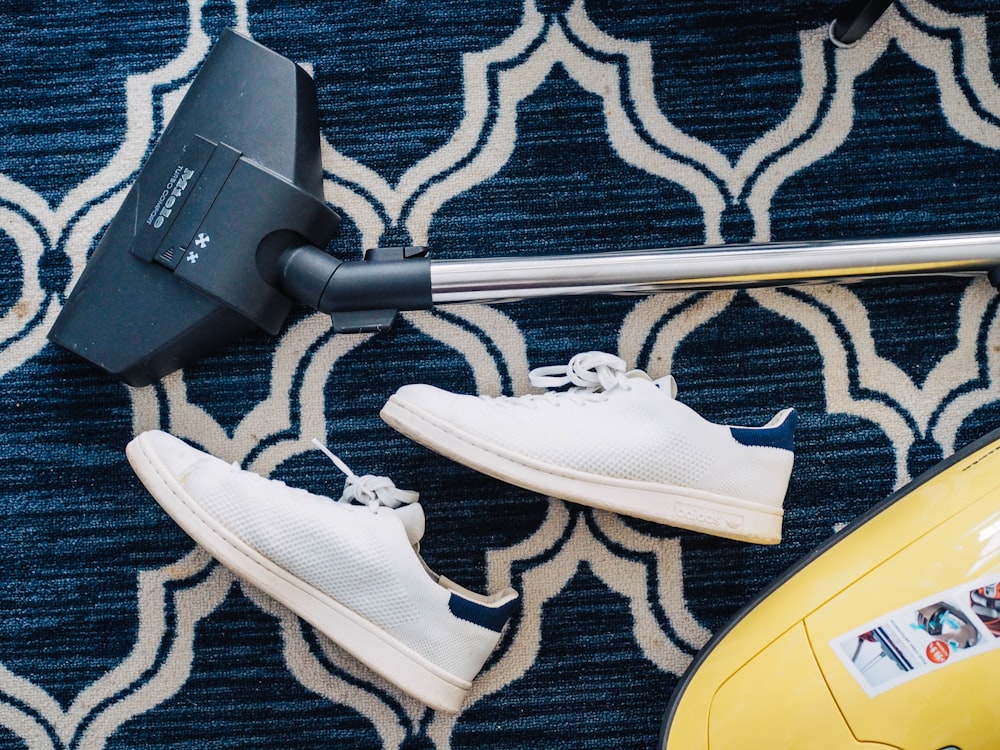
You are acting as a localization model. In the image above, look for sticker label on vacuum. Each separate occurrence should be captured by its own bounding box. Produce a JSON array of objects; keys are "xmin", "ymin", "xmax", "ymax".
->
[{"xmin": 831, "ymin": 573, "xmax": 1000, "ymax": 697}]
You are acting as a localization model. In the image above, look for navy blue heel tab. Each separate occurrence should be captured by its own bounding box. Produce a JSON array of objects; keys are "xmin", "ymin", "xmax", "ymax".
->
[
  {"xmin": 448, "ymin": 592, "xmax": 521, "ymax": 632},
  {"xmin": 729, "ymin": 407, "xmax": 797, "ymax": 451}
]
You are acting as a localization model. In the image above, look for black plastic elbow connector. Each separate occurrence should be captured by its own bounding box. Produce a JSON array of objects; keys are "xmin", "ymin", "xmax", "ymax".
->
[{"xmin": 278, "ymin": 244, "xmax": 433, "ymax": 333}]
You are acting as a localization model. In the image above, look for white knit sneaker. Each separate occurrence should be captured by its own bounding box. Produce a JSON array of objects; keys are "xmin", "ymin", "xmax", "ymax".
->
[
  {"xmin": 380, "ymin": 352, "xmax": 796, "ymax": 544},
  {"xmin": 125, "ymin": 431, "xmax": 519, "ymax": 712}
]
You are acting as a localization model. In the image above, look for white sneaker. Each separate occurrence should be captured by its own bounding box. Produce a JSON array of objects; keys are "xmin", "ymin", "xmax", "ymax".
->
[
  {"xmin": 380, "ymin": 352, "xmax": 796, "ymax": 544},
  {"xmin": 125, "ymin": 431, "xmax": 519, "ymax": 712}
]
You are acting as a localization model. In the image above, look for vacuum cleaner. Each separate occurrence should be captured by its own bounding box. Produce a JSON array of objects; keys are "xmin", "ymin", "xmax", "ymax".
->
[
  {"xmin": 47, "ymin": 29, "xmax": 1000, "ymax": 386},
  {"xmin": 658, "ymin": 424, "xmax": 1000, "ymax": 749}
]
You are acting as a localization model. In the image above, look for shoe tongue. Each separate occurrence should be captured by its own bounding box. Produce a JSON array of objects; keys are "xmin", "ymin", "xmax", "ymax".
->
[{"xmin": 394, "ymin": 502, "xmax": 426, "ymax": 545}]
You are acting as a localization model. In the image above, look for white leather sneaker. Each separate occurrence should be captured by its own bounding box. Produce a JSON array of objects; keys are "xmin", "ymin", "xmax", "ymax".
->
[
  {"xmin": 126, "ymin": 430, "xmax": 519, "ymax": 712},
  {"xmin": 381, "ymin": 352, "xmax": 796, "ymax": 544}
]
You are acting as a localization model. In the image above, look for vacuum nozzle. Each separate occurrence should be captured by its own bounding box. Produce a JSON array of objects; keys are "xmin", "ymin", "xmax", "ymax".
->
[{"xmin": 48, "ymin": 30, "xmax": 344, "ymax": 386}]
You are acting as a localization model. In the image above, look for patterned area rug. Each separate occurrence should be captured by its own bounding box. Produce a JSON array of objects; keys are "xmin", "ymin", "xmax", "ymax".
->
[{"xmin": 3, "ymin": 1, "xmax": 1000, "ymax": 747}]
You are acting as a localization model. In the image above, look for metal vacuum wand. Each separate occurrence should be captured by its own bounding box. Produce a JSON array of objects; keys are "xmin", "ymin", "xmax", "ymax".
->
[
  {"xmin": 282, "ymin": 231, "xmax": 1000, "ymax": 336},
  {"xmin": 427, "ymin": 232, "xmax": 1000, "ymax": 304}
]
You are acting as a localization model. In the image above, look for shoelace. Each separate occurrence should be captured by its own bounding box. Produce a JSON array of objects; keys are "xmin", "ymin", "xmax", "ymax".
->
[
  {"xmin": 505, "ymin": 351, "xmax": 675, "ymax": 405},
  {"xmin": 528, "ymin": 351, "xmax": 633, "ymax": 392},
  {"xmin": 312, "ymin": 439, "xmax": 419, "ymax": 512}
]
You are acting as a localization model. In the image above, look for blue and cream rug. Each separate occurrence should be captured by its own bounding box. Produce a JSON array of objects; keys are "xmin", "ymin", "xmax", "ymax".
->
[{"xmin": 3, "ymin": 1, "xmax": 1000, "ymax": 747}]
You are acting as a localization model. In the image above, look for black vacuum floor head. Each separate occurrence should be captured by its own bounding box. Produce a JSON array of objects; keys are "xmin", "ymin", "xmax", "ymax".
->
[{"xmin": 48, "ymin": 30, "xmax": 341, "ymax": 387}]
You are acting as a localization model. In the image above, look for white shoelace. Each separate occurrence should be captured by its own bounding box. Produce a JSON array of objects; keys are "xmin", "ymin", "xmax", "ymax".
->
[
  {"xmin": 312, "ymin": 439, "xmax": 419, "ymax": 512},
  {"xmin": 500, "ymin": 351, "xmax": 676, "ymax": 406},
  {"xmin": 528, "ymin": 351, "xmax": 633, "ymax": 392}
]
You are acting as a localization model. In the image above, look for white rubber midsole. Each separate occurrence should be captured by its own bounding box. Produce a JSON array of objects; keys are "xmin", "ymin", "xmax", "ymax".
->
[
  {"xmin": 126, "ymin": 434, "xmax": 472, "ymax": 712},
  {"xmin": 381, "ymin": 396, "xmax": 783, "ymax": 545}
]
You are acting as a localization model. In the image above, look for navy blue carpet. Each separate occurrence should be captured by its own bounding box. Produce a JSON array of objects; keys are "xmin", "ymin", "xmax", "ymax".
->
[{"xmin": 2, "ymin": 1, "xmax": 1000, "ymax": 747}]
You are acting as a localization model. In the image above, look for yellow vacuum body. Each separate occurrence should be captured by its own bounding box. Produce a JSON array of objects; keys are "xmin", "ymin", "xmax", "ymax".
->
[{"xmin": 660, "ymin": 427, "xmax": 1000, "ymax": 749}]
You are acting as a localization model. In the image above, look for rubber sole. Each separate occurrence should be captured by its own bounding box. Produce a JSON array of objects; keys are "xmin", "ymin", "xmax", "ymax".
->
[
  {"xmin": 125, "ymin": 433, "xmax": 472, "ymax": 712},
  {"xmin": 381, "ymin": 395, "xmax": 783, "ymax": 545}
]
